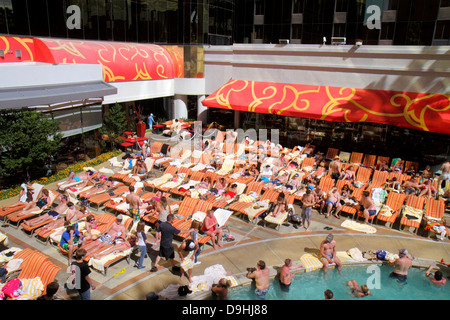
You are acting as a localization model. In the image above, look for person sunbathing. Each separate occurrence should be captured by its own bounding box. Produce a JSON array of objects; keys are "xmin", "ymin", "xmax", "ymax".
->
[
  {"xmin": 1, "ymin": 184, "xmax": 34, "ymax": 212},
  {"xmin": 377, "ymin": 160, "xmax": 389, "ymax": 172},
  {"xmin": 384, "ymin": 177, "xmax": 401, "ymax": 191},
  {"xmin": 418, "ymin": 179, "xmax": 436, "ymax": 198},
  {"xmin": 22, "ymin": 194, "xmax": 69, "ymax": 228},
  {"xmin": 266, "ymin": 171, "xmax": 289, "ymax": 189},
  {"xmin": 257, "ymin": 164, "xmax": 274, "ymax": 183},
  {"xmin": 281, "ymin": 173, "xmax": 302, "ymax": 192},
  {"xmin": 216, "ymin": 184, "xmax": 238, "ymax": 202},
  {"xmin": 245, "ymin": 164, "xmax": 259, "ymax": 178},
  {"xmin": 58, "ymin": 170, "xmax": 95, "ymax": 188},
  {"xmin": 340, "ymin": 165, "xmax": 356, "ymax": 181},
  {"xmin": 325, "ymin": 187, "xmax": 342, "ymax": 219},
  {"xmin": 92, "ymin": 238, "xmax": 131, "ymax": 260},
  {"xmin": 16, "ymin": 189, "xmax": 50, "ymax": 217},
  {"xmin": 79, "ymin": 215, "xmax": 127, "ymax": 258},
  {"xmin": 271, "ymin": 192, "xmax": 288, "ymax": 217},
  {"xmin": 401, "ymin": 177, "xmax": 420, "ymax": 195},
  {"xmin": 132, "ymin": 157, "xmax": 148, "ymax": 176},
  {"xmin": 78, "ymin": 177, "xmax": 114, "ymax": 199}
]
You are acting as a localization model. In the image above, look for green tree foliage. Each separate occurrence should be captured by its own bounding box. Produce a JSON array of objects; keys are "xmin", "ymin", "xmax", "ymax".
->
[
  {"xmin": 0, "ymin": 109, "xmax": 62, "ymax": 181},
  {"xmin": 99, "ymin": 103, "xmax": 127, "ymax": 144}
]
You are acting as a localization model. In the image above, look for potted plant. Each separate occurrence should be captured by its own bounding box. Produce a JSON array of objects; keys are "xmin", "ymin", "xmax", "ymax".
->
[{"xmin": 134, "ymin": 105, "xmax": 146, "ymax": 137}]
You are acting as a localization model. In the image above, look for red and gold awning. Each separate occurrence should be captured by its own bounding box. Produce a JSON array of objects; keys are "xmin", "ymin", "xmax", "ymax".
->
[{"xmin": 202, "ymin": 79, "xmax": 450, "ymax": 135}]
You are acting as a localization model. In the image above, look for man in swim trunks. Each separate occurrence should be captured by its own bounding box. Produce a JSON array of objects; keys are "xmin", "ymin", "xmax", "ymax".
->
[
  {"xmin": 438, "ymin": 161, "xmax": 450, "ymax": 190},
  {"xmin": 329, "ymin": 156, "xmax": 341, "ymax": 184},
  {"xmin": 389, "ymin": 249, "xmax": 412, "ymax": 282},
  {"xmin": 126, "ymin": 185, "xmax": 142, "ymax": 222},
  {"xmin": 247, "ymin": 260, "xmax": 270, "ymax": 299},
  {"xmin": 325, "ymin": 187, "xmax": 342, "ymax": 219},
  {"xmin": 319, "ymin": 234, "xmax": 343, "ymax": 281},
  {"xmin": 279, "ymin": 258, "xmax": 303, "ymax": 292},
  {"xmin": 359, "ymin": 191, "xmax": 377, "ymax": 224}
]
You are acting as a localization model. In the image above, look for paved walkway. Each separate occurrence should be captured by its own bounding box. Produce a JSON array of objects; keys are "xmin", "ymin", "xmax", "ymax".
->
[{"xmin": 1, "ymin": 131, "xmax": 450, "ymax": 300}]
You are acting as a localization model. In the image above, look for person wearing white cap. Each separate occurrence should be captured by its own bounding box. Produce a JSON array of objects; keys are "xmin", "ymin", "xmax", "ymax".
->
[
  {"xmin": 177, "ymin": 238, "xmax": 199, "ymax": 283},
  {"xmin": 388, "ymin": 249, "xmax": 412, "ymax": 282}
]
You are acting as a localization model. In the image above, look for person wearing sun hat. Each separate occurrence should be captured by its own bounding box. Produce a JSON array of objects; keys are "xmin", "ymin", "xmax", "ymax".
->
[{"xmin": 388, "ymin": 248, "xmax": 412, "ymax": 282}]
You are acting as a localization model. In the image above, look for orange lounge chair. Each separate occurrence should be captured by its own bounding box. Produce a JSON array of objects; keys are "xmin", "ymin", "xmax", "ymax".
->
[
  {"xmin": 301, "ymin": 157, "xmax": 316, "ymax": 169},
  {"xmin": 340, "ymin": 188, "xmax": 365, "ymax": 220},
  {"xmin": 239, "ymin": 189, "xmax": 281, "ymax": 223},
  {"xmin": 325, "ymin": 148, "xmax": 339, "ymax": 160},
  {"xmin": 365, "ymin": 170, "xmax": 389, "ymax": 190},
  {"xmin": 264, "ymin": 193, "xmax": 295, "ymax": 230},
  {"xmin": 170, "ymin": 196, "xmax": 200, "ymax": 226},
  {"xmin": 5, "ymin": 190, "xmax": 61, "ymax": 228},
  {"xmin": 228, "ymin": 181, "xmax": 265, "ymax": 213},
  {"xmin": 404, "ymin": 161, "xmax": 419, "ymax": 173},
  {"xmin": 350, "ymin": 167, "xmax": 373, "ymax": 190},
  {"xmin": 424, "ymin": 197, "xmax": 445, "ymax": 224},
  {"xmin": 318, "ymin": 175, "xmax": 335, "ymax": 194},
  {"xmin": 169, "ymin": 171, "xmax": 205, "ymax": 198},
  {"xmin": 144, "ymin": 165, "xmax": 179, "ymax": 190},
  {"xmin": 349, "ymin": 152, "xmax": 364, "ymax": 165},
  {"xmin": 375, "ymin": 191, "xmax": 406, "ymax": 228},
  {"xmin": 88, "ymin": 185, "xmax": 130, "ymax": 209},
  {"xmin": 399, "ymin": 195, "xmax": 426, "ymax": 234},
  {"xmin": 122, "ymin": 158, "xmax": 156, "ymax": 185},
  {"xmin": 376, "ymin": 156, "xmax": 390, "ymax": 168},
  {"xmin": 362, "ymin": 154, "xmax": 377, "ymax": 168}
]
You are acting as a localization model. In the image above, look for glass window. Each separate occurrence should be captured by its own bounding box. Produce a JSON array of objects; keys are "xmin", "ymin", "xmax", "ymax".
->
[
  {"xmin": 333, "ymin": 23, "xmax": 346, "ymax": 37},
  {"xmin": 380, "ymin": 22, "xmax": 395, "ymax": 39},
  {"xmin": 435, "ymin": 20, "xmax": 450, "ymax": 39},
  {"xmin": 292, "ymin": 24, "xmax": 302, "ymax": 38},
  {"xmin": 255, "ymin": 0, "xmax": 264, "ymax": 15},
  {"xmin": 293, "ymin": 0, "xmax": 303, "ymax": 14},
  {"xmin": 255, "ymin": 25, "xmax": 263, "ymax": 39}
]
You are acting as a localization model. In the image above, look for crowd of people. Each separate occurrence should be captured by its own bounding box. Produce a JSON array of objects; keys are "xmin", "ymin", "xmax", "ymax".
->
[{"xmin": 1, "ymin": 127, "xmax": 449, "ymax": 300}]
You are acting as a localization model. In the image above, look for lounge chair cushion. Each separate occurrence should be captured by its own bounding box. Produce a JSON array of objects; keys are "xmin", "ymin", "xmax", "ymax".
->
[
  {"xmin": 378, "ymin": 205, "xmax": 394, "ymax": 218},
  {"xmin": 402, "ymin": 205, "xmax": 423, "ymax": 220}
]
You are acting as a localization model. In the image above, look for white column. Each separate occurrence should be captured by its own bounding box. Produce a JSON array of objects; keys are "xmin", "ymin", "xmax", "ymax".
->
[
  {"xmin": 173, "ymin": 94, "xmax": 188, "ymax": 119},
  {"xmin": 197, "ymin": 95, "xmax": 207, "ymax": 124}
]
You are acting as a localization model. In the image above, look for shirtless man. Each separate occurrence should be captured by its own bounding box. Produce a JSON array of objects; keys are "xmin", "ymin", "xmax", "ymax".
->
[
  {"xmin": 329, "ymin": 156, "xmax": 341, "ymax": 184},
  {"xmin": 401, "ymin": 177, "xmax": 420, "ymax": 195},
  {"xmin": 80, "ymin": 215, "xmax": 128, "ymax": 258},
  {"xmin": 359, "ymin": 191, "xmax": 377, "ymax": 224},
  {"xmin": 438, "ymin": 161, "xmax": 450, "ymax": 189},
  {"xmin": 313, "ymin": 185, "xmax": 326, "ymax": 214},
  {"xmin": 425, "ymin": 265, "xmax": 447, "ymax": 286},
  {"xmin": 389, "ymin": 249, "xmax": 412, "ymax": 282},
  {"xmin": 247, "ymin": 260, "xmax": 270, "ymax": 299},
  {"xmin": 279, "ymin": 258, "xmax": 303, "ymax": 292},
  {"xmin": 325, "ymin": 187, "xmax": 342, "ymax": 219},
  {"xmin": 22, "ymin": 194, "xmax": 69, "ymax": 228},
  {"xmin": 319, "ymin": 234, "xmax": 343, "ymax": 280},
  {"xmin": 126, "ymin": 185, "xmax": 143, "ymax": 222},
  {"xmin": 301, "ymin": 188, "xmax": 315, "ymax": 230}
]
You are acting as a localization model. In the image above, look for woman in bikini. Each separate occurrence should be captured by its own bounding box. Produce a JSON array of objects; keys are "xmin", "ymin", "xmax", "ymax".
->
[
  {"xmin": 271, "ymin": 192, "xmax": 288, "ymax": 217},
  {"xmin": 16, "ymin": 189, "xmax": 50, "ymax": 217}
]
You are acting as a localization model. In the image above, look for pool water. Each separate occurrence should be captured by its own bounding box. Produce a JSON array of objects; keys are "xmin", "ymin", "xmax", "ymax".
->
[{"xmin": 228, "ymin": 265, "xmax": 450, "ymax": 300}]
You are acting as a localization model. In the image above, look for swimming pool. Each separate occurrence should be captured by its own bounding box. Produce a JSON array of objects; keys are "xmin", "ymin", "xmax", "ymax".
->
[{"xmin": 228, "ymin": 265, "xmax": 450, "ymax": 300}]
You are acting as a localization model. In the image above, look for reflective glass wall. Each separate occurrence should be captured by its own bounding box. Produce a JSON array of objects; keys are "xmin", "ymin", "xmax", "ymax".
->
[{"xmin": 0, "ymin": 0, "xmax": 233, "ymax": 45}]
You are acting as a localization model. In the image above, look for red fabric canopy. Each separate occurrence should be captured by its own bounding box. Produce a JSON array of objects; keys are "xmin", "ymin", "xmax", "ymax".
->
[{"xmin": 202, "ymin": 79, "xmax": 450, "ymax": 135}]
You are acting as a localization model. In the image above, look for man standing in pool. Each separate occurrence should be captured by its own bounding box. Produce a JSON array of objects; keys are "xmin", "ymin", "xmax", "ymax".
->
[
  {"xmin": 279, "ymin": 258, "xmax": 303, "ymax": 292},
  {"xmin": 388, "ymin": 249, "xmax": 412, "ymax": 282},
  {"xmin": 319, "ymin": 234, "xmax": 343, "ymax": 281},
  {"xmin": 246, "ymin": 260, "xmax": 270, "ymax": 299}
]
